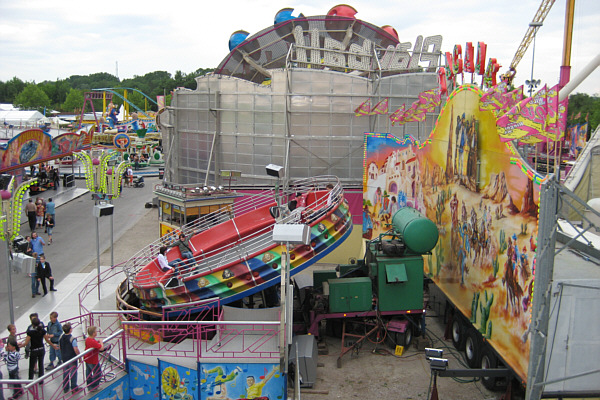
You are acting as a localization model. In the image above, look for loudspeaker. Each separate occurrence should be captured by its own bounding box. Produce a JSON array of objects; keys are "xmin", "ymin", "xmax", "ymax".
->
[
  {"xmin": 93, "ymin": 204, "xmax": 114, "ymax": 217},
  {"xmin": 266, "ymin": 164, "xmax": 285, "ymax": 178}
]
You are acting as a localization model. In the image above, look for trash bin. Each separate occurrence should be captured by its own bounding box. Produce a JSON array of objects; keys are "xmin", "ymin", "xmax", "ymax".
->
[
  {"xmin": 63, "ymin": 173, "xmax": 75, "ymax": 187},
  {"xmin": 158, "ymin": 167, "xmax": 165, "ymax": 180}
]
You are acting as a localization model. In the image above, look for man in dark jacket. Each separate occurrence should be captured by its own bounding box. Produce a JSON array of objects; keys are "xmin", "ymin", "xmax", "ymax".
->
[
  {"xmin": 59, "ymin": 323, "xmax": 81, "ymax": 393},
  {"xmin": 36, "ymin": 255, "xmax": 56, "ymax": 296}
]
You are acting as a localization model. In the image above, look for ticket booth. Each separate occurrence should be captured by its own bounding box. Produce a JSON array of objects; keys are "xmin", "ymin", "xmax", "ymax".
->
[{"xmin": 154, "ymin": 183, "xmax": 240, "ymax": 237}]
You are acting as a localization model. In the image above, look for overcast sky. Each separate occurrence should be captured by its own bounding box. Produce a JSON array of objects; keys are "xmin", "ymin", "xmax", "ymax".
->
[{"xmin": 1, "ymin": 0, "xmax": 599, "ymax": 96}]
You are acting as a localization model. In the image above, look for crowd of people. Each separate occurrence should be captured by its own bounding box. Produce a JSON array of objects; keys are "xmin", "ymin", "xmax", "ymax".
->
[
  {"xmin": 0, "ymin": 313, "xmax": 108, "ymax": 399},
  {"xmin": 21, "ymin": 196, "xmax": 57, "ymax": 298}
]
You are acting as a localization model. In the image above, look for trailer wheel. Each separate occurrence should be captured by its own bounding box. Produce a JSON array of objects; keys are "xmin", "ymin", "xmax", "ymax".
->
[
  {"xmin": 464, "ymin": 328, "xmax": 482, "ymax": 368},
  {"xmin": 326, "ymin": 319, "xmax": 343, "ymax": 338},
  {"xmin": 398, "ymin": 327, "xmax": 413, "ymax": 348},
  {"xmin": 480, "ymin": 347, "xmax": 506, "ymax": 391},
  {"xmin": 451, "ymin": 314, "xmax": 466, "ymax": 350}
]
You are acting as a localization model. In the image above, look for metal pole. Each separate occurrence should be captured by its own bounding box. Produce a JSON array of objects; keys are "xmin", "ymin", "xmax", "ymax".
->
[
  {"xmin": 279, "ymin": 247, "xmax": 287, "ymax": 373},
  {"xmin": 96, "ymin": 215, "xmax": 100, "ymax": 300},
  {"xmin": 110, "ymin": 211, "xmax": 114, "ymax": 267},
  {"xmin": 5, "ymin": 229, "xmax": 15, "ymax": 324},
  {"xmin": 529, "ymin": 33, "xmax": 537, "ymax": 97}
]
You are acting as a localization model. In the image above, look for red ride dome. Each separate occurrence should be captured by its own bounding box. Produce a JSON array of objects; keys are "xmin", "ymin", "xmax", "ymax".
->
[{"xmin": 327, "ymin": 4, "xmax": 357, "ymax": 18}]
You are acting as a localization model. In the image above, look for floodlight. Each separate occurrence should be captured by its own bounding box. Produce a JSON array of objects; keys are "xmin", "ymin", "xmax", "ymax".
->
[
  {"xmin": 266, "ymin": 164, "xmax": 285, "ymax": 178},
  {"xmin": 272, "ymin": 224, "xmax": 310, "ymax": 245}
]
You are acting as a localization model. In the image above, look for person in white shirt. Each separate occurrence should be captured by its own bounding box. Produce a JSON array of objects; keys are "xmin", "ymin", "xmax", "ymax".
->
[{"xmin": 157, "ymin": 246, "xmax": 175, "ymax": 272}]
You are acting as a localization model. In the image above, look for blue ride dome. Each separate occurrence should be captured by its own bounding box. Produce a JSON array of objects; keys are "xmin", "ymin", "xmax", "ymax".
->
[
  {"xmin": 274, "ymin": 7, "xmax": 303, "ymax": 25},
  {"xmin": 228, "ymin": 30, "xmax": 250, "ymax": 52}
]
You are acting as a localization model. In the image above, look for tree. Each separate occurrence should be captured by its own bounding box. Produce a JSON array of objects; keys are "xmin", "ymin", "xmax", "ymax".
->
[
  {"xmin": 0, "ymin": 77, "xmax": 26, "ymax": 104},
  {"xmin": 567, "ymin": 93, "xmax": 600, "ymax": 137},
  {"xmin": 14, "ymin": 84, "xmax": 51, "ymax": 112},
  {"xmin": 62, "ymin": 88, "xmax": 84, "ymax": 113}
]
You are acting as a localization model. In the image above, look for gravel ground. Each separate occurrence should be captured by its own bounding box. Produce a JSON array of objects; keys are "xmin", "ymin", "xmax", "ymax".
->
[{"xmin": 292, "ymin": 306, "xmax": 501, "ymax": 400}]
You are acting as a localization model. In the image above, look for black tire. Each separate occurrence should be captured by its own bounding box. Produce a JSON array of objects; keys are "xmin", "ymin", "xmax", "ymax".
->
[
  {"xmin": 480, "ymin": 346, "xmax": 506, "ymax": 391},
  {"xmin": 464, "ymin": 328, "xmax": 482, "ymax": 368},
  {"xmin": 451, "ymin": 313, "xmax": 466, "ymax": 350},
  {"xmin": 386, "ymin": 320, "xmax": 413, "ymax": 349},
  {"xmin": 326, "ymin": 319, "xmax": 343, "ymax": 338},
  {"xmin": 397, "ymin": 326, "xmax": 413, "ymax": 348}
]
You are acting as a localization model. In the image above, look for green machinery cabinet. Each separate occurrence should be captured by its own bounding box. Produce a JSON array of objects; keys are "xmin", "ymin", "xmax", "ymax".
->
[
  {"xmin": 328, "ymin": 277, "xmax": 373, "ymax": 313},
  {"xmin": 376, "ymin": 255, "xmax": 424, "ymax": 312}
]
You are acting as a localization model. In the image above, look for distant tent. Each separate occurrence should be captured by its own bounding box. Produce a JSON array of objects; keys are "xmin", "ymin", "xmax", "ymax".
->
[
  {"xmin": 0, "ymin": 110, "xmax": 44, "ymax": 125},
  {"xmin": 0, "ymin": 104, "xmax": 19, "ymax": 112}
]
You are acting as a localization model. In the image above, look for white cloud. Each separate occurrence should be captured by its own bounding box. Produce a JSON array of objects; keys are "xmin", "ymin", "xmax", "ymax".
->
[{"xmin": 0, "ymin": 0, "xmax": 598, "ymax": 94}]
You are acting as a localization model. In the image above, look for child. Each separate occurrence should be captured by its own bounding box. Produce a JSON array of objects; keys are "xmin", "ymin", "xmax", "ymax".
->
[
  {"xmin": 45, "ymin": 214, "xmax": 54, "ymax": 244},
  {"xmin": 84, "ymin": 326, "xmax": 104, "ymax": 392},
  {"xmin": 2, "ymin": 338, "xmax": 23, "ymax": 400}
]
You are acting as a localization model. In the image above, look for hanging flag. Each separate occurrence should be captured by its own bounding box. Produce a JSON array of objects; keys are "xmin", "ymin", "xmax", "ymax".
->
[
  {"xmin": 569, "ymin": 124, "xmax": 579, "ymax": 157},
  {"xmin": 503, "ymin": 85, "xmax": 523, "ymax": 112},
  {"xmin": 497, "ymin": 85, "xmax": 549, "ymax": 142},
  {"xmin": 585, "ymin": 112, "xmax": 589, "ymax": 122},
  {"xmin": 389, "ymin": 104, "xmax": 406, "ymax": 125},
  {"xmin": 354, "ymin": 98, "xmax": 371, "ymax": 117},
  {"xmin": 574, "ymin": 111, "xmax": 581, "ymax": 120},
  {"xmin": 370, "ymin": 98, "xmax": 389, "ymax": 115},
  {"xmin": 578, "ymin": 122, "xmax": 589, "ymax": 149},
  {"xmin": 545, "ymin": 84, "xmax": 568, "ymax": 141},
  {"xmin": 479, "ymin": 83, "xmax": 508, "ymax": 115}
]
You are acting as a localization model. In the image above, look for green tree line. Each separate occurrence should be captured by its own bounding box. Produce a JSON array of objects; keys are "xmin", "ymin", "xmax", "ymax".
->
[
  {"xmin": 0, "ymin": 68, "xmax": 213, "ymax": 114},
  {"xmin": 566, "ymin": 93, "xmax": 600, "ymax": 138}
]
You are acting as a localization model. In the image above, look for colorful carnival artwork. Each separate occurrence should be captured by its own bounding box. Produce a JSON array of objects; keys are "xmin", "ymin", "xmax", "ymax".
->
[
  {"xmin": 88, "ymin": 375, "xmax": 129, "ymax": 400},
  {"xmin": 0, "ymin": 128, "xmax": 92, "ymax": 172},
  {"xmin": 129, "ymin": 361, "xmax": 159, "ymax": 400},
  {"xmin": 363, "ymin": 84, "xmax": 541, "ymax": 381},
  {"xmin": 199, "ymin": 363, "xmax": 283, "ymax": 400},
  {"xmin": 160, "ymin": 361, "xmax": 198, "ymax": 400}
]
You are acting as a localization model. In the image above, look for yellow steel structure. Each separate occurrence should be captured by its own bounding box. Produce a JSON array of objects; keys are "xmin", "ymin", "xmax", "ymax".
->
[{"xmin": 504, "ymin": 0, "xmax": 557, "ymax": 83}]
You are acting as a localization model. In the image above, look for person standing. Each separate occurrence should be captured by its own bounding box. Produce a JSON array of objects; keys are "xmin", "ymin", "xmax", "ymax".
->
[
  {"xmin": 6, "ymin": 325, "xmax": 18, "ymax": 346},
  {"xmin": 35, "ymin": 200, "xmax": 45, "ymax": 229},
  {"xmin": 25, "ymin": 199, "xmax": 36, "ymax": 232},
  {"xmin": 45, "ymin": 198, "xmax": 55, "ymax": 228},
  {"xmin": 44, "ymin": 214, "xmax": 54, "ymax": 244},
  {"xmin": 46, "ymin": 312, "xmax": 62, "ymax": 369},
  {"xmin": 84, "ymin": 326, "xmax": 104, "ymax": 392},
  {"xmin": 52, "ymin": 168, "xmax": 60, "ymax": 190},
  {"xmin": 59, "ymin": 323, "xmax": 81, "ymax": 394},
  {"xmin": 2, "ymin": 338, "xmax": 23, "ymax": 400},
  {"xmin": 30, "ymin": 232, "xmax": 45, "ymax": 257},
  {"xmin": 127, "ymin": 166, "xmax": 133, "ymax": 187},
  {"xmin": 29, "ymin": 252, "xmax": 41, "ymax": 298},
  {"xmin": 36, "ymin": 255, "xmax": 56, "ymax": 296},
  {"xmin": 19, "ymin": 317, "xmax": 57, "ymax": 380},
  {"xmin": 0, "ymin": 338, "xmax": 4, "ymax": 400}
]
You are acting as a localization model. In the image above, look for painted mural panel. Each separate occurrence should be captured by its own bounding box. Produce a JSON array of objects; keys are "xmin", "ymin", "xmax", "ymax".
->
[
  {"xmin": 88, "ymin": 375, "xmax": 129, "ymax": 400},
  {"xmin": 199, "ymin": 363, "xmax": 283, "ymax": 400},
  {"xmin": 0, "ymin": 128, "xmax": 92, "ymax": 172},
  {"xmin": 363, "ymin": 84, "xmax": 540, "ymax": 380},
  {"xmin": 160, "ymin": 360, "xmax": 198, "ymax": 400},
  {"xmin": 129, "ymin": 360, "xmax": 159, "ymax": 400}
]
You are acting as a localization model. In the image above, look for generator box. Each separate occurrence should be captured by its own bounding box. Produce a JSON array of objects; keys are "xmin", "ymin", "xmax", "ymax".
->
[
  {"xmin": 313, "ymin": 270, "xmax": 337, "ymax": 292},
  {"xmin": 376, "ymin": 255, "xmax": 424, "ymax": 312},
  {"xmin": 328, "ymin": 277, "xmax": 372, "ymax": 313}
]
